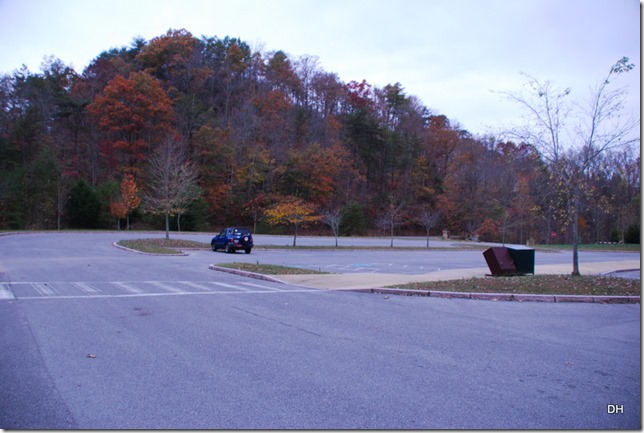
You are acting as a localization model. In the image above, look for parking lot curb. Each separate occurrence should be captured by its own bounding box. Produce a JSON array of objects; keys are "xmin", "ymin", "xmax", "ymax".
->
[
  {"xmin": 350, "ymin": 287, "xmax": 640, "ymax": 304},
  {"xmin": 112, "ymin": 242, "xmax": 189, "ymax": 256},
  {"xmin": 209, "ymin": 265, "xmax": 288, "ymax": 285},
  {"xmin": 208, "ymin": 265, "xmax": 640, "ymax": 304}
]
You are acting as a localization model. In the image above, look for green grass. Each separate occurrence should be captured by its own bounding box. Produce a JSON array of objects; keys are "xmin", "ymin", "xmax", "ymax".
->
[
  {"xmin": 216, "ymin": 262, "xmax": 330, "ymax": 275},
  {"xmin": 117, "ymin": 238, "xmax": 210, "ymax": 254},
  {"xmin": 392, "ymin": 274, "xmax": 640, "ymax": 296}
]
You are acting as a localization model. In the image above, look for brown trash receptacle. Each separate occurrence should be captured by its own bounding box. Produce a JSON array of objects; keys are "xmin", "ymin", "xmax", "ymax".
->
[{"xmin": 483, "ymin": 247, "xmax": 516, "ymax": 276}]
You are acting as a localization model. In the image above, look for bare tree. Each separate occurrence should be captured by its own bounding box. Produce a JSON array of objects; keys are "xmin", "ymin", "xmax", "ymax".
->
[
  {"xmin": 377, "ymin": 201, "xmax": 405, "ymax": 247},
  {"xmin": 418, "ymin": 208, "xmax": 442, "ymax": 248},
  {"xmin": 500, "ymin": 57, "xmax": 639, "ymax": 275},
  {"xmin": 174, "ymin": 183, "xmax": 201, "ymax": 232},
  {"xmin": 321, "ymin": 207, "xmax": 342, "ymax": 247},
  {"xmin": 143, "ymin": 135, "xmax": 199, "ymax": 239}
]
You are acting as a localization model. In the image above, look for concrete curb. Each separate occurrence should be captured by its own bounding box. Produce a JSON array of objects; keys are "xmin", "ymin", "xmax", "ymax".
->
[
  {"xmin": 602, "ymin": 268, "xmax": 640, "ymax": 276},
  {"xmin": 208, "ymin": 266, "xmax": 640, "ymax": 304},
  {"xmin": 349, "ymin": 287, "xmax": 640, "ymax": 304},
  {"xmin": 112, "ymin": 242, "xmax": 189, "ymax": 256},
  {"xmin": 208, "ymin": 265, "xmax": 288, "ymax": 285}
]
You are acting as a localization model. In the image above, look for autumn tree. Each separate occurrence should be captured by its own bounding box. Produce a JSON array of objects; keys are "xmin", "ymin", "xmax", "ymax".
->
[
  {"xmin": 244, "ymin": 193, "xmax": 270, "ymax": 234},
  {"xmin": 265, "ymin": 196, "xmax": 320, "ymax": 246},
  {"xmin": 120, "ymin": 173, "xmax": 141, "ymax": 229},
  {"xmin": 191, "ymin": 125, "xmax": 235, "ymax": 220},
  {"xmin": 602, "ymin": 148, "xmax": 640, "ymax": 243},
  {"xmin": 143, "ymin": 135, "xmax": 199, "ymax": 239},
  {"xmin": 109, "ymin": 199, "xmax": 127, "ymax": 230},
  {"xmin": 87, "ymin": 71, "xmax": 174, "ymax": 175},
  {"xmin": 0, "ymin": 27, "xmax": 639, "ymax": 244},
  {"xmin": 136, "ymin": 29, "xmax": 211, "ymax": 140},
  {"xmin": 437, "ymin": 139, "xmax": 494, "ymax": 238},
  {"xmin": 501, "ymin": 57, "xmax": 639, "ymax": 275}
]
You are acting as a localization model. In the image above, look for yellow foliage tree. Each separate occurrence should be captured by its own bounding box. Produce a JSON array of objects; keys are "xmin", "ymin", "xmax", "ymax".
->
[{"xmin": 265, "ymin": 196, "xmax": 321, "ymax": 246}]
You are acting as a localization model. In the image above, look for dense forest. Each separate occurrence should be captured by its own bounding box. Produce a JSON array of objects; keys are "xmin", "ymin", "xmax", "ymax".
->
[{"xmin": 0, "ymin": 29, "xmax": 639, "ymax": 244}]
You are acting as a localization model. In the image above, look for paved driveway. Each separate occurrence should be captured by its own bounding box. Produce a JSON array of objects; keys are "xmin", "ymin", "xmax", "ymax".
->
[{"xmin": 0, "ymin": 232, "xmax": 640, "ymax": 429}]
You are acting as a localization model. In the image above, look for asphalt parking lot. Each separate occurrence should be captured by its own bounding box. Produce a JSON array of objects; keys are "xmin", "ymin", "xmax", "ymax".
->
[
  {"xmin": 0, "ymin": 232, "xmax": 640, "ymax": 429},
  {"xmin": 213, "ymin": 234, "xmax": 639, "ymax": 274}
]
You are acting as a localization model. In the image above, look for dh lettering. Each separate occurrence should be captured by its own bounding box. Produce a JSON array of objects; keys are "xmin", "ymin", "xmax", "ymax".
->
[{"xmin": 607, "ymin": 404, "xmax": 624, "ymax": 414}]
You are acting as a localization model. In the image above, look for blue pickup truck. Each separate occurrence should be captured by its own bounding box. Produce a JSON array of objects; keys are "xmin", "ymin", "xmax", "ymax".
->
[{"xmin": 211, "ymin": 227, "xmax": 254, "ymax": 254}]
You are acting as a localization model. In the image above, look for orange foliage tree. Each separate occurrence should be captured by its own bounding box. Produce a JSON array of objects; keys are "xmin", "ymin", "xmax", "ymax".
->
[
  {"xmin": 87, "ymin": 71, "xmax": 175, "ymax": 175},
  {"xmin": 109, "ymin": 200, "xmax": 127, "ymax": 230},
  {"xmin": 108, "ymin": 173, "xmax": 141, "ymax": 229},
  {"xmin": 120, "ymin": 173, "xmax": 141, "ymax": 229}
]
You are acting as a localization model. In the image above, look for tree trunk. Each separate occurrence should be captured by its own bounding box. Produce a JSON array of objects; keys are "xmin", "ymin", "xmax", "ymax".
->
[
  {"xmin": 293, "ymin": 223, "xmax": 298, "ymax": 247},
  {"xmin": 165, "ymin": 213, "xmax": 170, "ymax": 240},
  {"xmin": 571, "ymin": 192, "xmax": 581, "ymax": 276}
]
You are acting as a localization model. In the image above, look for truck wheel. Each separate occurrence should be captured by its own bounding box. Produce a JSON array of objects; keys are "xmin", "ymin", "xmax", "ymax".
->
[
  {"xmin": 212, "ymin": 244, "xmax": 218, "ymax": 252},
  {"xmin": 225, "ymin": 244, "xmax": 235, "ymax": 253},
  {"xmin": 245, "ymin": 248, "xmax": 252, "ymax": 254}
]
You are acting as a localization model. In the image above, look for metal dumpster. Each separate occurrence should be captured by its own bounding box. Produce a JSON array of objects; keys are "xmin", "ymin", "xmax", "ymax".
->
[
  {"xmin": 483, "ymin": 246, "xmax": 535, "ymax": 276},
  {"xmin": 507, "ymin": 247, "xmax": 535, "ymax": 274},
  {"xmin": 483, "ymin": 247, "xmax": 516, "ymax": 276}
]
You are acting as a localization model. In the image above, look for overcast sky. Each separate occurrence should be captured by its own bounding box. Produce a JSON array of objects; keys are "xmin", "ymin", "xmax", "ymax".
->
[{"xmin": 0, "ymin": 0, "xmax": 640, "ymax": 136}]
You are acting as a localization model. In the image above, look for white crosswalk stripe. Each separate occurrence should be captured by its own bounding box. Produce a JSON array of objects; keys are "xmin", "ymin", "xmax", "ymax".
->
[
  {"xmin": 240, "ymin": 282, "xmax": 289, "ymax": 292},
  {"xmin": 73, "ymin": 282, "xmax": 101, "ymax": 295},
  {"xmin": 113, "ymin": 281, "xmax": 146, "ymax": 294},
  {"xmin": 32, "ymin": 283, "xmax": 57, "ymax": 296},
  {"xmin": 0, "ymin": 280, "xmax": 317, "ymax": 300},
  {"xmin": 147, "ymin": 281, "xmax": 184, "ymax": 293},
  {"xmin": 210, "ymin": 282, "xmax": 238, "ymax": 289},
  {"xmin": 179, "ymin": 281, "xmax": 213, "ymax": 291}
]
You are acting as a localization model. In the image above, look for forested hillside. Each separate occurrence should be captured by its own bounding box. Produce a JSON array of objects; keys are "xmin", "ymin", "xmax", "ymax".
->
[{"xmin": 0, "ymin": 29, "xmax": 639, "ymax": 244}]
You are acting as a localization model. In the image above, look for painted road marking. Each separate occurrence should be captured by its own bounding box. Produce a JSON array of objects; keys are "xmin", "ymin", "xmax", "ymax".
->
[
  {"xmin": 0, "ymin": 280, "xmax": 317, "ymax": 300},
  {"xmin": 0, "ymin": 283, "xmax": 15, "ymax": 300},
  {"xmin": 211, "ymin": 282, "xmax": 238, "ymax": 289},
  {"xmin": 240, "ymin": 282, "xmax": 287, "ymax": 291},
  {"xmin": 148, "ymin": 281, "xmax": 184, "ymax": 293},
  {"xmin": 32, "ymin": 283, "xmax": 57, "ymax": 296},
  {"xmin": 179, "ymin": 281, "xmax": 213, "ymax": 292},
  {"xmin": 73, "ymin": 282, "xmax": 101, "ymax": 295},
  {"xmin": 113, "ymin": 281, "xmax": 146, "ymax": 294}
]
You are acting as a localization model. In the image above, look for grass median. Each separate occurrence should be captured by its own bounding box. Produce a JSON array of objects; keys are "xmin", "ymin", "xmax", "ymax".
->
[
  {"xmin": 216, "ymin": 263, "xmax": 638, "ymax": 296},
  {"xmin": 117, "ymin": 238, "xmax": 210, "ymax": 254},
  {"xmin": 216, "ymin": 262, "xmax": 330, "ymax": 275},
  {"xmin": 392, "ymin": 274, "xmax": 640, "ymax": 297}
]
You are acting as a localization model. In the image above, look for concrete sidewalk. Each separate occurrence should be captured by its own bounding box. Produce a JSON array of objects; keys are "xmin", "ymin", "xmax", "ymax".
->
[{"xmin": 276, "ymin": 260, "xmax": 641, "ymax": 290}]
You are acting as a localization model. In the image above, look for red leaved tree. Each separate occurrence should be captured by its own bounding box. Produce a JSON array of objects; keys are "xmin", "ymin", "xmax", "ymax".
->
[{"xmin": 87, "ymin": 71, "xmax": 175, "ymax": 176}]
